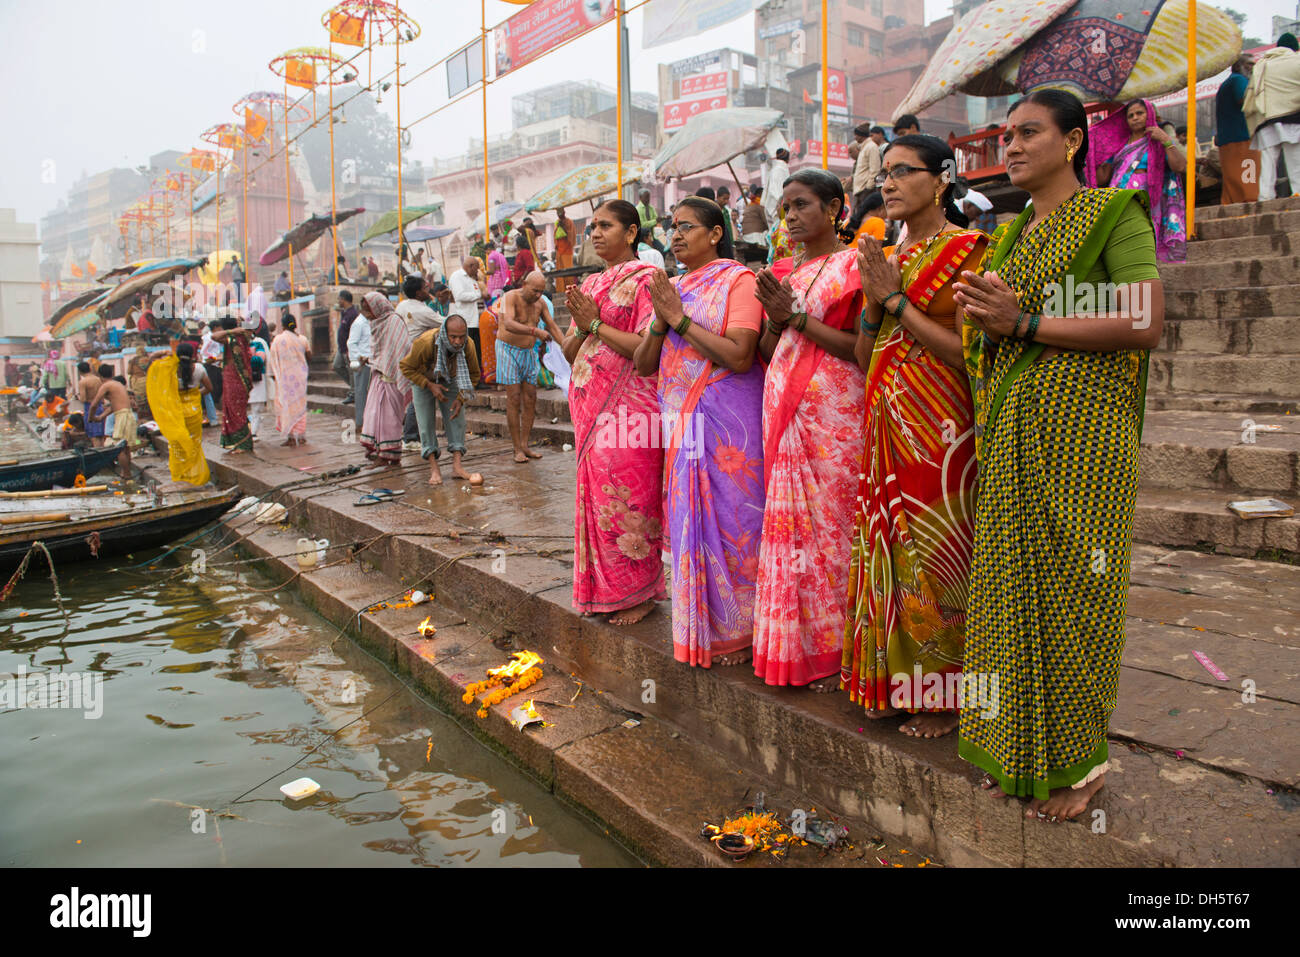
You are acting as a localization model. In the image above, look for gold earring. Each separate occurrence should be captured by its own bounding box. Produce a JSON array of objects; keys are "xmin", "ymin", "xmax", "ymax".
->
[
  {"xmin": 1066, "ymin": 146, "xmax": 1076, "ymax": 163},
  {"xmin": 934, "ymin": 191, "xmax": 942, "ymax": 207}
]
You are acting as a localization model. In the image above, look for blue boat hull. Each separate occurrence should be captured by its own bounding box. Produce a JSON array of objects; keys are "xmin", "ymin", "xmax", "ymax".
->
[{"xmin": 0, "ymin": 444, "xmax": 126, "ymax": 492}]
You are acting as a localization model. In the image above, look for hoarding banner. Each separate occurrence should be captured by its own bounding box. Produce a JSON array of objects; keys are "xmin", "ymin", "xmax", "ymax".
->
[
  {"xmin": 663, "ymin": 93, "xmax": 728, "ymax": 132},
  {"xmin": 827, "ymin": 68, "xmax": 848, "ymax": 118},
  {"xmin": 680, "ymin": 71, "xmax": 727, "ymax": 97},
  {"xmin": 494, "ymin": 0, "xmax": 616, "ymax": 77},
  {"xmin": 758, "ymin": 17, "xmax": 802, "ymax": 39},
  {"xmin": 669, "ymin": 49, "xmax": 725, "ymax": 75},
  {"xmin": 643, "ymin": 0, "xmax": 756, "ymax": 49}
]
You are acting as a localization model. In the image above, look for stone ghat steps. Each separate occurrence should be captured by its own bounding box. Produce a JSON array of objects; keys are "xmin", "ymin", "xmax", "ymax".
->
[
  {"xmin": 202, "ymin": 424, "xmax": 1298, "ymax": 867},
  {"xmin": 1165, "ymin": 284, "xmax": 1299, "ymax": 320},
  {"xmin": 1156, "ymin": 315, "xmax": 1300, "ymax": 356},
  {"xmin": 1147, "ymin": 392, "xmax": 1300, "ymax": 415},
  {"xmin": 1161, "ymin": 255, "xmax": 1300, "ymax": 290},
  {"xmin": 1194, "ymin": 196, "xmax": 1300, "ymax": 222},
  {"xmin": 1133, "ymin": 486, "xmax": 1299, "ymax": 557},
  {"xmin": 1147, "ymin": 350, "xmax": 1300, "ymax": 398},
  {"xmin": 1192, "ymin": 208, "xmax": 1300, "ymax": 242},
  {"xmin": 1186, "ymin": 229, "xmax": 1300, "ymax": 262},
  {"xmin": 1139, "ymin": 410, "xmax": 1299, "ymax": 497}
]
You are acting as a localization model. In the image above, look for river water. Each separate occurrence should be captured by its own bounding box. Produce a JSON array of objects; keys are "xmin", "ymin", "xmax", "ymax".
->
[{"xmin": 0, "ymin": 541, "xmax": 639, "ymax": 867}]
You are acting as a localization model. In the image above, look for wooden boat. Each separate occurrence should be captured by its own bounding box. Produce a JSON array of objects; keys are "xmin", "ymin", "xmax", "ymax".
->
[
  {"xmin": 0, "ymin": 485, "xmax": 240, "ymax": 575},
  {"xmin": 0, "ymin": 443, "xmax": 127, "ymax": 493}
]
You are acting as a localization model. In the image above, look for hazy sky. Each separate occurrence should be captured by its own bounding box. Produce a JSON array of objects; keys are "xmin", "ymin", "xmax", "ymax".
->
[{"xmin": 0, "ymin": 0, "xmax": 1283, "ymax": 229}]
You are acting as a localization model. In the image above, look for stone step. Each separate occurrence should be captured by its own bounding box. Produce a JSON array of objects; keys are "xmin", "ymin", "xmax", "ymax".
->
[
  {"xmin": 1166, "ymin": 285, "xmax": 1299, "ymax": 320},
  {"xmin": 466, "ymin": 387, "xmax": 571, "ymax": 423},
  {"xmin": 1134, "ymin": 486, "xmax": 1300, "ymax": 559},
  {"xmin": 1193, "ymin": 195, "xmax": 1300, "ymax": 222},
  {"xmin": 1161, "ymin": 255, "xmax": 1300, "ymax": 290},
  {"xmin": 1139, "ymin": 410, "xmax": 1299, "ymax": 495},
  {"xmin": 1146, "ymin": 392, "xmax": 1300, "ymax": 415},
  {"xmin": 1157, "ymin": 315, "xmax": 1300, "ymax": 355},
  {"xmin": 1147, "ymin": 351, "xmax": 1300, "ymax": 397},
  {"xmin": 1194, "ymin": 209, "xmax": 1300, "ymax": 241},
  {"xmin": 1187, "ymin": 230, "xmax": 1300, "ymax": 262},
  {"xmin": 202, "ymin": 422, "xmax": 1299, "ymax": 866}
]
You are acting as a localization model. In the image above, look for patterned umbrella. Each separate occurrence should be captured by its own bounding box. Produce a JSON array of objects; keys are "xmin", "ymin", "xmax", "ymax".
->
[
  {"xmin": 260, "ymin": 208, "xmax": 366, "ymax": 265},
  {"xmin": 524, "ymin": 162, "xmax": 645, "ymax": 212},
  {"xmin": 359, "ymin": 204, "xmax": 443, "ymax": 245},
  {"xmin": 650, "ymin": 107, "xmax": 784, "ymax": 180},
  {"xmin": 467, "ymin": 202, "xmax": 525, "ymax": 237},
  {"xmin": 101, "ymin": 257, "xmax": 207, "ymax": 309},
  {"xmin": 896, "ymin": 0, "xmax": 1242, "ymax": 116},
  {"xmin": 48, "ymin": 287, "xmax": 111, "ymax": 329}
]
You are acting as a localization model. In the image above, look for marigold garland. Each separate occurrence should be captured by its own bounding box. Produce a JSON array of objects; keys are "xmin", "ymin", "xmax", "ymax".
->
[{"xmin": 461, "ymin": 651, "xmax": 545, "ymax": 718}]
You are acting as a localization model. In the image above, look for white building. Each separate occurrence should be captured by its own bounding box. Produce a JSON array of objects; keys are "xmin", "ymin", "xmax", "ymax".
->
[{"xmin": 0, "ymin": 209, "xmax": 43, "ymax": 338}]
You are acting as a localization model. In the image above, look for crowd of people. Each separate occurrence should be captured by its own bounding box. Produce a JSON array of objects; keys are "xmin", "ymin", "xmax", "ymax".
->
[{"xmin": 561, "ymin": 88, "xmax": 1165, "ymax": 825}]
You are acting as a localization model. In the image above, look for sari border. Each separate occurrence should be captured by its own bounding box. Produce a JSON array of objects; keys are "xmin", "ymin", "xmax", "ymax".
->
[{"xmin": 958, "ymin": 736, "xmax": 1109, "ymax": 801}]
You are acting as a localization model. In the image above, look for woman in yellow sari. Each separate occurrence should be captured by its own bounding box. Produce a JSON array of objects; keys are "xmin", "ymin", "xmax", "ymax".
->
[{"xmin": 146, "ymin": 342, "xmax": 211, "ymax": 486}]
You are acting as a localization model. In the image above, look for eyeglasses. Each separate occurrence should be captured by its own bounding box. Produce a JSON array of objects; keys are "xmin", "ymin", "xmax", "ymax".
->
[
  {"xmin": 881, "ymin": 163, "xmax": 943, "ymax": 181},
  {"xmin": 672, "ymin": 222, "xmax": 706, "ymax": 235}
]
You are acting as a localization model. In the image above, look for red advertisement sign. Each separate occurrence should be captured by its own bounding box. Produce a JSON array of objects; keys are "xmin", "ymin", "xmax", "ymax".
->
[
  {"xmin": 494, "ymin": 0, "xmax": 616, "ymax": 77},
  {"xmin": 680, "ymin": 71, "xmax": 727, "ymax": 98},
  {"xmin": 826, "ymin": 68, "xmax": 848, "ymax": 117},
  {"xmin": 803, "ymin": 140, "xmax": 852, "ymax": 160},
  {"xmin": 663, "ymin": 94, "xmax": 728, "ymax": 132}
]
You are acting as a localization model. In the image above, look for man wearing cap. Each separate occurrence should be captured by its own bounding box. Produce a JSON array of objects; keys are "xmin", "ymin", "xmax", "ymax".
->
[
  {"xmin": 961, "ymin": 189, "xmax": 998, "ymax": 234},
  {"xmin": 852, "ymin": 124, "xmax": 885, "ymax": 209}
]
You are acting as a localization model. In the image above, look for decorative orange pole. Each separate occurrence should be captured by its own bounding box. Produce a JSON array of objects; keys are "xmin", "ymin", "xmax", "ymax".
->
[
  {"xmin": 821, "ymin": 0, "xmax": 829, "ymax": 170},
  {"xmin": 396, "ymin": 0, "xmax": 405, "ymax": 257},
  {"xmin": 1186, "ymin": 0, "xmax": 1197, "ymax": 237},
  {"xmin": 329, "ymin": 33, "xmax": 339, "ymax": 282},
  {"xmin": 284, "ymin": 78, "xmax": 295, "ymax": 295}
]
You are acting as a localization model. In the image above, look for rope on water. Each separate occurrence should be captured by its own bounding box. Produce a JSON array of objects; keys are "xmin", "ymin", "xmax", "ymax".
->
[{"xmin": 0, "ymin": 540, "xmax": 70, "ymax": 635}]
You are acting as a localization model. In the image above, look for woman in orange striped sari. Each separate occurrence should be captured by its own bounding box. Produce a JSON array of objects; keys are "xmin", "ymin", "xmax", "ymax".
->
[{"xmin": 841, "ymin": 135, "xmax": 988, "ymax": 737}]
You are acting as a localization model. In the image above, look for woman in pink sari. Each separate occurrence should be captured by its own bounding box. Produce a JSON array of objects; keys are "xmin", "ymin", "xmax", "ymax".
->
[
  {"xmin": 562, "ymin": 200, "xmax": 665, "ymax": 626},
  {"xmin": 359, "ymin": 291, "xmax": 413, "ymax": 466},
  {"xmin": 633, "ymin": 196, "xmax": 765, "ymax": 667},
  {"xmin": 1087, "ymin": 99, "xmax": 1187, "ymax": 262},
  {"xmin": 752, "ymin": 168, "xmax": 867, "ymax": 689},
  {"xmin": 268, "ymin": 314, "xmax": 311, "ymax": 447}
]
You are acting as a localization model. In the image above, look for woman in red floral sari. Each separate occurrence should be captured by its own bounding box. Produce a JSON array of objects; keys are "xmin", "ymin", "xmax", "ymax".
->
[
  {"xmin": 563, "ymin": 200, "xmax": 665, "ymax": 626},
  {"xmin": 752, "ymin": 168, "xmax": 866, "ymax": 689},
  {"xmin": 211, "ymin": 315, "xmax": 253, "ymax": 454},
  {"xmin": 842, "ymin": 135, "xmax": 987, "ymax": 737}
]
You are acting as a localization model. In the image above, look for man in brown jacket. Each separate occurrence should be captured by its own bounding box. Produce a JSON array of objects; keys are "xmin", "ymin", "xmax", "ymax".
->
[{"xmin": 399, "ymin": 314, "xmax": 482, "ymax": 486}]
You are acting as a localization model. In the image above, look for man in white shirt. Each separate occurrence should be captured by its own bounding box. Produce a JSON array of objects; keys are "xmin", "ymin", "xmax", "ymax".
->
[
  {"xmin": 762, "ymin": 148, "xmax": 790, "ymax": 222},
  {"xmin": 396, "ymin": 275, "xmax": 442, "ymax": 337},
  {"xmin": 199, "ymin": 320, "xmax": 224, "ymax": 411},
  {"xmin": 852, "ymin": 125, "xmax": 885, "ymax": 207},
  {"xmin": 346, "ymin": 307, "xmax": 372, "ymax": 431},
  {"xmin": 448, "ymin": 258, "xmax": 488, "ymax": 384}
]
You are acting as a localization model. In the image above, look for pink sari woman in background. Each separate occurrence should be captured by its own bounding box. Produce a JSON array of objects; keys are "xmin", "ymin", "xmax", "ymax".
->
[
  {"xmin": 568, "ymin": 258, "xmax": 666, "ymax": 620},
  {"xmin": 1086, "ymin": 98, "xmax": 1187, "ymax": 262},
  {"xmin": 268, "ymin": 315, "xmax": 311, "ymax": 445},
  {"xmin": 359, "ymin": 291, "xmax": 413, "ymax": 465}
]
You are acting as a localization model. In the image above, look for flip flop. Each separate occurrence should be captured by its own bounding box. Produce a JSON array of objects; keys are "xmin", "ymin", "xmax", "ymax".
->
[
  {"xmin": 371, "ymin": 487, "xmax": 406, "ymax": 500},
  {"xmin": 354, "ymin": 493, "xmax": 386, "ymax": 507}
]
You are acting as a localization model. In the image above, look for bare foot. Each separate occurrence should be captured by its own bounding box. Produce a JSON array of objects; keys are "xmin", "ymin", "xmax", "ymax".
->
[
  {"xmin": 608, "ymin": 600, "xmax": 654, "ymax": 626},
  {"xmin": 525, "ymin": 449, "xmax": 543, "ymax": 459},
  {"xmin": 428, "ymin": 468, "xmax": 443, "ymax": 486},
  {"xmin": 451, "ymin": 466, "xmax": 472, "ymax": 480},
  {"xmin": 898, "ymin": 712, "xmax": 959, "ymax": 738},
  {"xmin": 806, "ymin": 678, "xmax": 840, "ymax": 694},
  {"xmin": 714, "ymin": 649, "xmax": 752, "ymax": 667},
  {"xmin": 1030, "ymin": 775, "xmax": 1106, "ymax": 823},
  {"xmin": 513, "ymin": 451, "xmax": 529, "ymax": 463},
  {"xmin": 865, "ymin": 705, "xmax": 901, "ymax": 719},
  {"xmin": 980, "ymin": 773, "xmax": 1011, "ymax": 799},
  {"xmin": 281, "ymin": 439, "xmax": 295, "ymax": 447}
]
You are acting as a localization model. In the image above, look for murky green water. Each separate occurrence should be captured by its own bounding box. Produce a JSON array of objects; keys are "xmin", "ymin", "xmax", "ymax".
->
[{"xmin": 0, "ymin": 545, "xmax": 639, "ymax": 867}]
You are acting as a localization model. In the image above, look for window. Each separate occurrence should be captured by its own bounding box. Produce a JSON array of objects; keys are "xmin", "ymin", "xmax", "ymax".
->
[
  {"xmin": 869, "ymin": 31, "xmax": 883, "ymax": 57},
  {"xmin": 871, "ymin": 0, "xmax": 882, "ymax": 15},
  {"xmin": 848, "ymin": 0, "xmax": 865, "ymax": 7},
  {"xmin": 847, "ymin": 25, "xmax": 865, "ymax": 47}
]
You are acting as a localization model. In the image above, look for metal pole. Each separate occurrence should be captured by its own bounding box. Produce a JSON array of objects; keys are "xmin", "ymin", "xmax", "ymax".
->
[
  {"xmin": 284, "ymin": 79, "xmax": 295, "ymax": 296},
  {"xmin": 242, "ymin": 138, "xmax": 249, "ymax": 292},
  {"xmin": 821, "ymin": 0, "xmax": 829, "ymax": 171},
  {"xmin": 330, "ymin": 34, "xmax": 339, "ymax": 284},
  {"xmin": 616, "ymin": 0, "xmax": 624, "ymax": 194},
  {"xmin": 1186, "ymin": 0, "xmax": 1197, "ymax": 237},
  {"xmin": 215, "ymin": 155, "xmax": 222, "ymax": 263},
  {"xmin": 482, "ymin": 0, "xmax": 490, "ymax": 239},
  {"xmin": 188, "ymin": 181, "xmax": 194, "ymax": 257},
  {"xmin": 396, "ymin": 2, "xmax": 406, "ymax": 260},
  {"xmin": 620, "ymin": 7, "xmax": 633, "ymax": 201}
]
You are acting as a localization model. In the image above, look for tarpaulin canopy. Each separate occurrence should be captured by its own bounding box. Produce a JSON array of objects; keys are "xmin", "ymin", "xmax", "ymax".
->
[
  {"xmin": 260, "ymin": 208, "xmax": 366, "ymax": 265},
  {"xmin": 101, "ymin": 257, "xmax": 207, "ymax": 309},
  {"xmin": 97, "ymin": 260, "xmax": 160, "ymax": 283},
  {"xmin": 359, "ymin": 204, "xmax": 444, "ymax": 245},
  {"xmin": 398, "ymin": 225, "xmax": 459, "ymax": 243},
  {"xmin": 650, "ymin": 107, "xmax": 784, "ymax": 180},
  {"xmin": 524, "ymin": 162, "xmax": 646, "ymax": 211},
  {"xmin": 48, "ymin": 287, "xmax": 111, "ymax": 328},
  {"xmin": 50, "ymin": 293, "xmax": 109, "ymax": 339}
]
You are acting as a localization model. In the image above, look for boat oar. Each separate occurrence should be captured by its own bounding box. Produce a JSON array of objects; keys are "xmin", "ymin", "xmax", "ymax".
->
[
  {"xmin": 0, "ymin": 485, "xmax": 110, "ymax": 499},
  {"xmin": 0, "ymin": 513, "xmax": 70, "ymax": 525}
]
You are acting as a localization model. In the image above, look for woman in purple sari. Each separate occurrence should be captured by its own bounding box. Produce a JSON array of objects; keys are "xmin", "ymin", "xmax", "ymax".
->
[
  {"xmin": 633, "ymin": 196, "xmax": 765, "ymax": 668},
  {"xmin": 1087, "ymin": 98, "xmax": 1187, "ymax": 262}
]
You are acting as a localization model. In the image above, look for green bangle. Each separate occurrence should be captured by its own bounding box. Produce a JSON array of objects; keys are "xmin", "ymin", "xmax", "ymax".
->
[
  {"xmin": 861, "ymin": 316, "xmax": 882, "ymax": 334},
  {"xmin": 675, "ymin": 315, "xmax": 692, "ymax": 336},
  {"xmin": 649, "ymin": 321, "xmax": 669, "ymax": 336},
  {"xmin": 890, "ymin": 294, "xmax": 908, "ymax": 319},
  {"xmin": 1025, "ymin": 312, "xmax": 1041, "ymax": 342},
  {"xmin": 766, "ymin": 320, "xmax": 784, "ymax": 336},
  {"xmin": 574, "ymin": 325, "xmax": 589, "ymax": 340},
  {"xmin": 881, "ymin": 291, "xmax": 905, "ymax": 312},
  {"xmin": 589, "ymin": 319, "xmax": 603, "ymax": 338}
]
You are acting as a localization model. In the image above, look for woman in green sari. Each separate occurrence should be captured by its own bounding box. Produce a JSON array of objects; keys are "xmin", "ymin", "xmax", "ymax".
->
[{"xmin": 951, "ymin": 90, "xmax": 1164, "ymax": 824}]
